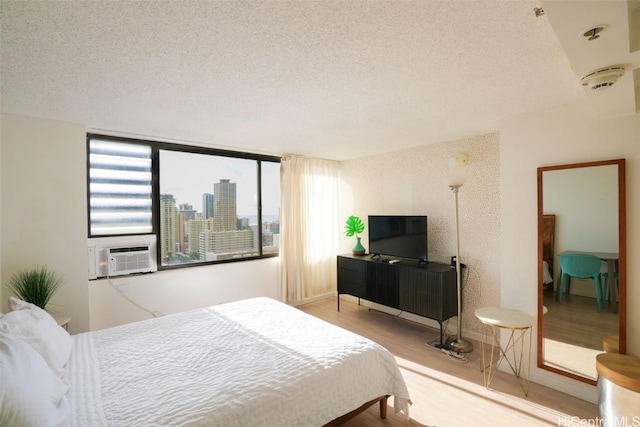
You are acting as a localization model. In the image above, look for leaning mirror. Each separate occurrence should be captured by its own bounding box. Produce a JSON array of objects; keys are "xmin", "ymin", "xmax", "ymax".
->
[{"xmin": 537, "ymin": 159, "xmax": 626, "ymax": 384}]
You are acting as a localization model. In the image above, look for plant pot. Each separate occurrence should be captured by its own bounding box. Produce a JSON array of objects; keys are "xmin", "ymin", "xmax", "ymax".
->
[{"xmin": 352, "ymin": 237, "xmax": 366, "ymax": 256}]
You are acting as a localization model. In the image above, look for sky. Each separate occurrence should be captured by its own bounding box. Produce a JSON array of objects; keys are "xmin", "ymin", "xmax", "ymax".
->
[{"xmin": 159, "ymin": 150, "xmax": 280, "ymax": 217}]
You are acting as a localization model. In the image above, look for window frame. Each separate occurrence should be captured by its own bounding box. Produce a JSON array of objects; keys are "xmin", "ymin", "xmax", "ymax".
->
[{"xmin": 87, "ymin": 133, "xmax": 281, "ymax": 271}]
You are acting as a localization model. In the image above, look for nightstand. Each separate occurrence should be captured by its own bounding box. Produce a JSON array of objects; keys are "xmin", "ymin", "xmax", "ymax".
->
[{"xmin": 53, "ymin": 314, "xmax": 71, "ymax": 331}]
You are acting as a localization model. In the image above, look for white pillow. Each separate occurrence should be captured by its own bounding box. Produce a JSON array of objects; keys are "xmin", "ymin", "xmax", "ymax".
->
[
  {"xmin": 8, "ymin": 296, "xmax": 38, "ymax": 311},
  {"xmin": 0, "ymin": 297, "xmax": 73, "ymax": 377},
  {"xmin": 0, "ymin": 331, "xmax": 70, "ymax": 427}
]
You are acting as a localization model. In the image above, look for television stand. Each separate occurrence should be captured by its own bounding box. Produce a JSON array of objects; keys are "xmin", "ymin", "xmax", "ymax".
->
[{"xmin": 337, "ymin": 254, "xmax": 457, "ymax": 347}]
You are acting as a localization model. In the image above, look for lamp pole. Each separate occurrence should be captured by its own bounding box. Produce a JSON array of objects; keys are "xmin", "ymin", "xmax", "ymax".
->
[{"xmin": 449, "ymin": 184, "xmax": 473, "ymax": 354}]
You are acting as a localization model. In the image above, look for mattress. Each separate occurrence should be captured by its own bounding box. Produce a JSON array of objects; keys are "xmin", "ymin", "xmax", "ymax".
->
[{"xmin": 65, "ymin": 297, "xmax": 411, "ymax": 426}]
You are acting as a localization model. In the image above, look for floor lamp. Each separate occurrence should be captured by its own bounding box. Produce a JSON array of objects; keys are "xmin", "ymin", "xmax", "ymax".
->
[{"xmin": 448, "ymin": 184, "xmax": 473, "ymax": 354}]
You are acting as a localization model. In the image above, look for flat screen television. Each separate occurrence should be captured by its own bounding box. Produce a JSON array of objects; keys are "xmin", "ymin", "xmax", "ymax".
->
[{"xmin": 368, "ymin": 215, "xmax": 428, "ymax": 262}]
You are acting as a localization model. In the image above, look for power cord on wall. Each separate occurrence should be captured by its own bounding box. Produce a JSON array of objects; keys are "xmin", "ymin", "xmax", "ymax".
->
[
  {"xmin": 433, "ymin": 264, "xmax": 485, "ymax": 363},
  {"xmin": 443, "ymin": 264, "xmax": 482, "ymax": 337},
  {"xmin": 106, "ymin": 274, "xmax": 165, "ymax": 318}
]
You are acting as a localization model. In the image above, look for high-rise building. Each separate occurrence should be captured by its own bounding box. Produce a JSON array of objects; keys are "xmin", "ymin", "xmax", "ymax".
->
[
  {"xmin": 214, "ymin": 179, "xmax": 237, "ymax": 232},
  {"xmin": 263, "ymin": 221, "xmax": 280, "ymax": 234},
  {"xmin": 238, "ymin": 217, "xmax": 250, "ymax": 229},
  {"xmin": 199, "ymin": 229, "xmax": 255, "ymax": 261},
  {"xmin": 160, "ymin": 194, "xmax": 177, "ymax": 262},
  {"xmin": 176, "ymin": 212, "xmax": 186, "ymax": 252},
  {"xmin": 178, "ymin": 203, "xmax": 197, "ymax": 222},
  {"xmin": 187, "ymin": 220, "xmax": 210, "ymax": 256},
  {"xmin": 203, "ymin": 193, "xmax": 214, "ymax": 219}
]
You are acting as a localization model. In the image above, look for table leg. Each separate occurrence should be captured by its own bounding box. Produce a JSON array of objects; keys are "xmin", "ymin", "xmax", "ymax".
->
[
  {"xmin": 479, "ymin": 323, "xmax": 500, "ymax": 389},
  {"xmin": 479, "ymin": 322, "xmax": 487, "ymax": 383},
  {"xmin": 479, "ymin": 324, "xmax": 532, "ymax": 396}
]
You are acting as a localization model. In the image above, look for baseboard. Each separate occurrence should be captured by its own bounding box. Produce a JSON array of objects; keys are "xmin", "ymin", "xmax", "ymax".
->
[{"xmin": 288, "ymin": 292, "xmax": 336, "ymax": 307}]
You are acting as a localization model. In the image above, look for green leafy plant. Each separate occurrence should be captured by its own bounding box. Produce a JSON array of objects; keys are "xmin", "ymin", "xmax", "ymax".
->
[
  {"xmin": 344, "ymin": 215, "xmax": 365, "ymax": 237},
  {"xmin": 7, "ymin": 266, "xmax": 64, "ymax": 310}
]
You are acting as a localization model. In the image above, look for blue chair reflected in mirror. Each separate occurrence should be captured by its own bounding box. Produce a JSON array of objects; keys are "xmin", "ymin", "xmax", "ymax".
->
[{"xmin": 558, "ymin": 253, "xmax": 605, "ymax": 312}]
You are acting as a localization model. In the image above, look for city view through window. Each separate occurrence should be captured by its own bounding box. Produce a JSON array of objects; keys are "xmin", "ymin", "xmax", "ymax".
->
[{"xmin": 160, "ymin": 150, "xmax": 280, "ymax": 266}]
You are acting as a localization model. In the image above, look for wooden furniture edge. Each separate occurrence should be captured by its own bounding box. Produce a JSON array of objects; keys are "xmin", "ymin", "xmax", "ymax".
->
[
  {"xmin": 323, "ymin": 395, "xmax": 389, "ymax": 427},
  {"xmin": 596, "ymin": 353, "xmax": 640, "ymax": 393}
]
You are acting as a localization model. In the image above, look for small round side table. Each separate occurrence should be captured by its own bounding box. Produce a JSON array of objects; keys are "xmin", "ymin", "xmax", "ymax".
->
[{"xmin": 475, "ymin": 307, "xmax": 534, "ymax": 396}]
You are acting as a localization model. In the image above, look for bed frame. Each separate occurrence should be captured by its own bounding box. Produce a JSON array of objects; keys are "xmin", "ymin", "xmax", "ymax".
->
[{"xmin": 324, "ymin": 396, "xmax": 389, "ymax": 426}]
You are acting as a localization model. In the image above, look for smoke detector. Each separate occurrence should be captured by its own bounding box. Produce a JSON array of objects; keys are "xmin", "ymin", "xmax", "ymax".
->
[{"xmin": 580, "ymin": 66, "xmax": 625, "ymax": 91}]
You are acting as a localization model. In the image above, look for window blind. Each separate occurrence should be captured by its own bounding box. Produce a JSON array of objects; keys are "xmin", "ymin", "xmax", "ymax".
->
[{"xmin": 89, "ymin": 138, "xmax": 152, "ymax": 236}]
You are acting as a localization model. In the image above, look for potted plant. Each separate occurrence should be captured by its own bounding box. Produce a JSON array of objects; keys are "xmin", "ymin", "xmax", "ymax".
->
[
  {"xmin": 7, "ymin": 266, "xmax": 64, "ymax": 311},
  {"xmin": 344, "ymin": 215, "xmax": 366, "ymax": 255}
]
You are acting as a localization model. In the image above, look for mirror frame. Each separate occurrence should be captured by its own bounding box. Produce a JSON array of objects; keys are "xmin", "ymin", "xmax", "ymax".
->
[{"xmin": 537, "ymin": 159, "xmax": 626, "ymax": 385}]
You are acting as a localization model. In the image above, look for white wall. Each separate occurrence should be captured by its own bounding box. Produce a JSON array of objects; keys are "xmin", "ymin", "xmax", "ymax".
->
[
  {"xmin": 1, "ymin": 114, "xmax": 89, "ymax": 332},
  {"xmin": 339, "ymin": 133, "xmax": 501, "ymax": 336},
  {"xmin": 89, "ymin": 257, "xmax": 279, "ymax": 330},
  {"xmin": 544, "ymin": 165, "xmax": 618, "ymax": 254},
  {"xmin": 500, "ymin": 101, "xmax": 640, "ymax": 402},
  {"xmin": 0, "ymin": 114, "xmax": 280, "ymax": 332}
]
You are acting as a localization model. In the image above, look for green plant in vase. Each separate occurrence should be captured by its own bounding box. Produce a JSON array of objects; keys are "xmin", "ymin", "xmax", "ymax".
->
[
  {"xmin": 7, "ymin": 266, "xmax": 64, "ymax": 311},
  {"xmin": 344, "ymin": 215, "xmax": 366, "ymax": 255}
]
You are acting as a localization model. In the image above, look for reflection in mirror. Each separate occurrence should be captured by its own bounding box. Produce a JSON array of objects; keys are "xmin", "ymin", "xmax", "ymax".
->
[{"xmin": 537, "ymin": 159, "xmax": 626, "ymax": 385}]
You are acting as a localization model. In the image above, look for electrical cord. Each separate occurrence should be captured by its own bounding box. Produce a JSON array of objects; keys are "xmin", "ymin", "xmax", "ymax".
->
[
  {"xmin": 371, "ymin": 307, "xmax": 463, "ymax": 358},
  {"xmin": 444, "ymin": 265, "xmax": 468, "ymax": 336},
  {"xmin": 444, "ymin": 264, "xmax": 483, "ymax": 336},
  {"xmin": 445, "ymin": 349, "xmax": 468, "ymax": 362},
  {"xmin": 425, "ymin": 337, "xmax": 469, "ymax": 362},
  {"xmin": 106, "ymin": 274, "xmax": 165, "ymax": 318},
  {"xmin": 467, "ymin": 265, "xmax": 483, "ymax": 309}
]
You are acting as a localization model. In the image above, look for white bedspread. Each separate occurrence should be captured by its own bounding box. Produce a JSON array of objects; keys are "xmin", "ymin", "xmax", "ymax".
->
[{"xmin": 65, "ymin": 297, "xmax": 411, "ymax": 426}]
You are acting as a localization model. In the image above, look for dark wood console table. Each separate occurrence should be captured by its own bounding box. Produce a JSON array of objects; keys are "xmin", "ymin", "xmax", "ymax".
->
[{"xmin": 337, "ymin": 254, "xmax": 457, "ymax": 346}]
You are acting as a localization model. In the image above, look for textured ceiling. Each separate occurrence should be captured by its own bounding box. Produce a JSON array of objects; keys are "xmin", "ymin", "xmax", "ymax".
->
[{"xmin": 0, "ymin": 1, "xmax": 627, "ymax": 160}]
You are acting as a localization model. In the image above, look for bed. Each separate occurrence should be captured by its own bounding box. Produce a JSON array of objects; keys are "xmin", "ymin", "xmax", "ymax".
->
[{"xmin": 1, "ymin": 296, "xmax": 411, "ymax": 426}]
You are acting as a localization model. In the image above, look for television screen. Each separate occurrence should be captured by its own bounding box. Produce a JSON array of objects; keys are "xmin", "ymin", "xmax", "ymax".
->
[{"xmin": 368, "ymin": 215, "xmax": 427, "ymax": 261}]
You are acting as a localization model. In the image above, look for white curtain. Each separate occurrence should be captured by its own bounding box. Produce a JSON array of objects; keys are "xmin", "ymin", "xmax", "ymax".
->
[{"xmin": 280, "ymin": 155, "xmax": 339, "ymax": 304}]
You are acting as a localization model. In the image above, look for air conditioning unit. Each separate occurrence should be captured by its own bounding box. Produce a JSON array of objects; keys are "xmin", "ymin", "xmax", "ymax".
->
[
  {"xmin": 107, "ymin": 244, "xmax": 152, "ymax": 277},
  {"xmin": 87, "ymin": 236, "xmax": 157, "ymax": 279}
]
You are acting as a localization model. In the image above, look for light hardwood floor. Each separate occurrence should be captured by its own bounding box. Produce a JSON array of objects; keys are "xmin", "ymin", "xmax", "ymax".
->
[
  {"xmin": 297, "ymin": 297, "xmax": 599, "ymax": 427},
  {"xmin": 543, "ymin": 289, "xmax": 618, "ymax": 350},
  {"xmin": 541, "ymin": 289, "xmax": 619, "ymax": 380}
]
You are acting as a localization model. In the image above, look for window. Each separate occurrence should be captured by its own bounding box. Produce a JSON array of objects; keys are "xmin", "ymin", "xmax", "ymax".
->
[
  {"xmin": 260, "ymin": 161, "xmax": 281, "ymax": 256},
  {"xmin": 87, "ymin": 134, "xmax": 280, "ymax": 269},
  {"xmin": 88, "ymin": 138, "xmax": 152, "ymax": 236}
]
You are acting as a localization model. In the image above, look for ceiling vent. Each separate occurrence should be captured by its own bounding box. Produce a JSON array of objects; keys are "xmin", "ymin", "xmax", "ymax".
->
[
  {"xmin": 580, "ymin": 25, "xmax": 607, "ymax": 41},
  {"xmin": 580, "ymin": 66, "xmax": 625, "ymax": 91}
]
